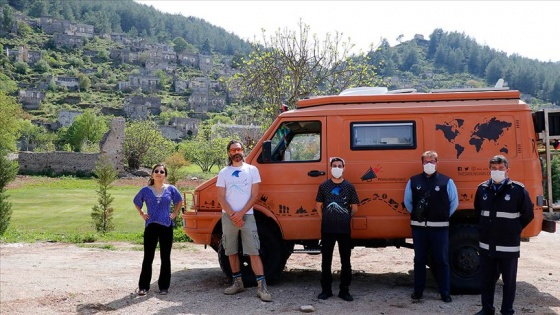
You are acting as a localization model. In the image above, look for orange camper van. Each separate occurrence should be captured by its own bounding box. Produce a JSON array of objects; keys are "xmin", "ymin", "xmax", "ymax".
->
[{"xmin": 183, "ymin": 85, "xmax": 559, "ymax": 293}]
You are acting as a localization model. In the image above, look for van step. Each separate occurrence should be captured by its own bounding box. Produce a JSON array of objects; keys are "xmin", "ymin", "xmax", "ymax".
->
[{"xmin": 292, "ymin": 248, "xmax": 321, "ymax": 254}]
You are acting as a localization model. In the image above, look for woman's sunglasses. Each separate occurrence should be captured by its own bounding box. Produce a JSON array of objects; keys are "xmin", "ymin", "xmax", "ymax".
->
[{"xmin": 153, "ymin": 170, "xmax": 166, "ymax": 174}]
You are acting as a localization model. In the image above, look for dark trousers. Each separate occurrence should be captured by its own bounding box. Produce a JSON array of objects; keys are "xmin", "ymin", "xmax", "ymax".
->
[
  {"xmin": 321, "ymin": 233, "xmax": 352, "ymax": 293},
  {"xmin": 138, "ymin": 223, "xmax": 173, "ymax": 291},
  {"xmin": 411, "ymin": 226, "xmax": 450, "ymax": 296},
  {"xmin": 480, "ymin": 254, "xmax": 519, "ymax": 315}
]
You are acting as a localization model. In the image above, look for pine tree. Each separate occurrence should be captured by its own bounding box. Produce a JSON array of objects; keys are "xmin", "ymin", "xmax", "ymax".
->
[{"xmin": 91, "ymin": 155, "xmax": 117, "ymax": 233}]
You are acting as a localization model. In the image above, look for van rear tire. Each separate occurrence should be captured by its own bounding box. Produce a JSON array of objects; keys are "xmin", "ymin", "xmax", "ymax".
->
[
  {"xmin": 218, "ymin": 215, "xmax": 286, "ymax": 287},
  {"xmin": 449, "ymin": 224, "xmax": 481, "ymax": 294}
]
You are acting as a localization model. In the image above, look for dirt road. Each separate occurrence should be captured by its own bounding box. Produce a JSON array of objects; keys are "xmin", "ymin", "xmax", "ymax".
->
[{"xmin": 1, "ymin": 231, "xmax": 560, "ymax": 315}]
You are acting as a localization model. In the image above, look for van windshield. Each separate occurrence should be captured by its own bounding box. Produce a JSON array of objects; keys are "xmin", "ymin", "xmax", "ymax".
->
[{"xmin": 268, "ymin": 121, "xmax": 321, "ymax": 162}]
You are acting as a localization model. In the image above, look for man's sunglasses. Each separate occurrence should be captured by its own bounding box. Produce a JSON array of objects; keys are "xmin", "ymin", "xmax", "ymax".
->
[{"xmin": 229, "ymin": 148, "xmax": 244, "ymax": 153}]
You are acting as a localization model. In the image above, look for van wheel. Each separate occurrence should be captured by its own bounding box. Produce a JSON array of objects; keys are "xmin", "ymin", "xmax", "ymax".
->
[
  {"xmin": 449, "ymin": 224, "xmax": 481, "ymax": 294},
  {"xmin": 218, "ymin": 216, "xmax": 286, "ymax": 287}
]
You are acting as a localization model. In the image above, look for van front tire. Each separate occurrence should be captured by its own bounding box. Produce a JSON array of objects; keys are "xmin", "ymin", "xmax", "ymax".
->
[{"xmin": 449, "ymin": 224, "xmax": 481, "ymax": 294}]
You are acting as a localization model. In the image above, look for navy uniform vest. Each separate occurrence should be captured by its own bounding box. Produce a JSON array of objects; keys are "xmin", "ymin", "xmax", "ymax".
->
[{"xmin": 410, "ymin": 172, "xmax": 451, "ymax": 227}]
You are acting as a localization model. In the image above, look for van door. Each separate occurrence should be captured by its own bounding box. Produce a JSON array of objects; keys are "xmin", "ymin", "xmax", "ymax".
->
[{"xmin": 254, "ymin": 118, "xmax": 327, "ymax": 240}]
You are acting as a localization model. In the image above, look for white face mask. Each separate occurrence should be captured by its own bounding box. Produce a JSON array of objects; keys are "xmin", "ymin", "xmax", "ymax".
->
[
  {"xmin": 331, "ymin": 167, "xmax": 344, "ymax": 179},
  {"xmin": 423, "ymin": 163, "xmax": 436, "ymax": 175},
  {"xmin": 491, "ymin": 170, "xmax": 506, "ymax": 183}
]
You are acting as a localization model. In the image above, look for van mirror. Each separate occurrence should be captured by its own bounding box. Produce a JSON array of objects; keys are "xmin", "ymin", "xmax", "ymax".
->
[{"xmin": 261, "ymin": 140, "xmax": 272, "ymax": 163}]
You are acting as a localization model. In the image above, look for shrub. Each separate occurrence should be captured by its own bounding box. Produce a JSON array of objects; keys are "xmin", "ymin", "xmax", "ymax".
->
[{"xmin": 0, "ymin": 153, "xmax": 18, "ymax": 235}]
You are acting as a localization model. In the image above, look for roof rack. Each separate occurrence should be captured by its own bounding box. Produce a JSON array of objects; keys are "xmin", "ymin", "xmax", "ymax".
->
[
  {"xmin": 431, "ymin": 87, "xmax": 510, "ymax": 93},
  {"xmin": 386, "ymin": 88, "xmax": 417, "ymax": 94},
  {"xmin": 339, "ymin": 87, "xmax": 388, "ymax": 96}
]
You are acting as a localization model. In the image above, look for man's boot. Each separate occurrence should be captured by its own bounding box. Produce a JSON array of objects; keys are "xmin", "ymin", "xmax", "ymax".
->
[
  {"xmin": 257, "ymin": 278, "xmax": 272, "ymax": 302},
  {"xmin": 224, "ymin": 276, "xmax": 244, "ymax": 295}
]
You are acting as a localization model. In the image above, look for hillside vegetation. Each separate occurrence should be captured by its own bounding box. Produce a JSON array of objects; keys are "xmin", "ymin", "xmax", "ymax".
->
[{"xmin": 0, "ymin": 0, "xmax": 559, "ymax": 154}]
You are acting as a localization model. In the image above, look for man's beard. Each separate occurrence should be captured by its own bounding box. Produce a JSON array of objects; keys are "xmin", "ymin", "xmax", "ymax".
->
[{"xmin": 231, "ymin": 154, "xmax": 243, "ymax": 163}]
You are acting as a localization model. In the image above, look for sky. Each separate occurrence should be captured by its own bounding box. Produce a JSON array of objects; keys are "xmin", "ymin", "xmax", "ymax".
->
[{"xmin": 135, "ymin": 1, "xmax": 560, "ymax": 63}]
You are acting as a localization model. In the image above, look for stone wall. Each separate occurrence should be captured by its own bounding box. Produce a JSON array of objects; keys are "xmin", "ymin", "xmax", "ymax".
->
[
  {"xmin": 18, "ymin": 151, "xmax": 100, "ymax": 175},
  {"xmin": 18, "ymin": 118, "xmax": 126, "ymax": 176}
]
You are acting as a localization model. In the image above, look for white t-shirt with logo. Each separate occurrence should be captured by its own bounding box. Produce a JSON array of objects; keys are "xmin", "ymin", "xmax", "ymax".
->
[{"xmin": 216, "ymin": 162, "xmax": 261, "ymax": 214}]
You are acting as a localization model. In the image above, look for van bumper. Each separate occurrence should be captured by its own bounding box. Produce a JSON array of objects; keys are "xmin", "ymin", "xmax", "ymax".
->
[{"xmin": 182, "ymin": 211, "xmax": 221, "ymax": 244}]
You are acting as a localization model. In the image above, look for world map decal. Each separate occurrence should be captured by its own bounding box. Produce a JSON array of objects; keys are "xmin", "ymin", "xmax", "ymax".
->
[{"xmin": 435, "ymin": 117, "xmax": 513, "ymax": 158}]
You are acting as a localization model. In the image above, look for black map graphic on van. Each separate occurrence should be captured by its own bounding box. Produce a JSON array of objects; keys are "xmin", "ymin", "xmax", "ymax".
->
[{"xmin": 436, "ymin": 117, "xmax": 512, "ymax": 158}]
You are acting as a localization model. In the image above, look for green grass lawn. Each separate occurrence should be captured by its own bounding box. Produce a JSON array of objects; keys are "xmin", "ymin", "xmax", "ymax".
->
[
  {"xmin": 4, "ymin": 178, "xmax": 146, "ymax": 242},
  {"xmin": 2, "ymin": 165, "xmax": 219, "ymax": 243}
]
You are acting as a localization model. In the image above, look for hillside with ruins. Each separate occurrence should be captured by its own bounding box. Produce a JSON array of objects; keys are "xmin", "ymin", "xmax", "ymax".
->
[{"xmin": 2, "ymin": 0, "xmax": 560, "ymax": 170}]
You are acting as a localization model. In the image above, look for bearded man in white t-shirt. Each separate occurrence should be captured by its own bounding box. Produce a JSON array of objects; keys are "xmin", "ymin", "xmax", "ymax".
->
[{"xmin": 217, "ymin": 140, "xmax": 272, "ymax": 302}]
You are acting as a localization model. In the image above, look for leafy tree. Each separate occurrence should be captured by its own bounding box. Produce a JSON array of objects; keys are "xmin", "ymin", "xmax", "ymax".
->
[
  {"xmin": 155, "ymin": 69, "xmax": 171, "ymax": 89},
  {"xmin": 77, "ymin": 73, "xmax": 91, "ymax": 91},
  {"xmin": 14, "ymin": 61, "xmax": 29, "ymax": 75},
  {"xmin": 90, "ymin": 155, "xmax": 117, "ymax": 234},
  {"xmin": 484, "ymin": 59, "xmax": 504, "ymax": 85},
  {"xmin": 201, "ymin": 38, "xmax": 211, "ymax": 54},
  {"xmin": 551, "ymin": 156, "xmax": 560, "ymax": 203},
  {"xmin": 172, "ymin": 36, "xmax": 189, "ymax": 54},
  {"xmin": 231, "ymin": 19, "xmax": 380, "ymax": 124},
  {"xmin": 18, "ymin": 120, "xmax": 56, "ymax": 151},
  {"xmin": 0, "ymin": 152, "xmax": 17, "ymax": 236},
  {"xmin": 1, "ymin": 4, "xmax": 15, "ymax": 32},
  {"xmin": 124, "ymin": 120, "xmax": 174, "ymax": 170},
  {"xmin": 0, "ymin": 73, "xmax": 18, "ymax": 94},
  {"xmin": 400, "ymin": 41, "xmax": 420, "ymax": 72},
  {"xmin": 61, "ymin": 110, "xmax": 108, "ymax": 152},
  {"xmin": 550, "ymin": 79, "xmax": 560, "ymax": 105},
  {"xmin": 0, "ymin": 92, "xmax": 21, "ymax": 152},
  {"xmin": 164, "ymin": 152, "xmax": 189, "ymax": 186},
  {"xmin": 34, "ymin": 59, "xmax": 50, "ymax": 73},
  {"xmin": 68, "ymin": 56, "xmax": 84, "ymax": 68},
  {"xmin": 15, "ymin": 20, "xmax": 32, "ymax": 36},
  {"xmin": 28, "ymin": 0, "xmax": 48, "ymax": 18},
  {"xmin": 96, "ymin": 49, "xmax": 110, "ymax": 62},
  {"xmin": 179, "ymin": 135, "xmax": 228, "ymax": 173}
]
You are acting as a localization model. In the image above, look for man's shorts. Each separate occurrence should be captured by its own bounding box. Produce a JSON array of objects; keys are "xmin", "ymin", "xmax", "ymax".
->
[{"xmin": 221, "ymin": 213, "xmax": 260, "ymax": 256}]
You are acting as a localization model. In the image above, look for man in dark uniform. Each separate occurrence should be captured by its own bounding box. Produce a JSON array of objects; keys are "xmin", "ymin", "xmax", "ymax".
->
[
  {"xmin": 474, "ymin": 155, "xmax": 534, "ymax": 315},
  {"xmin": 404, "ymin": 150, "xmax": 458, "ymax": 303}
]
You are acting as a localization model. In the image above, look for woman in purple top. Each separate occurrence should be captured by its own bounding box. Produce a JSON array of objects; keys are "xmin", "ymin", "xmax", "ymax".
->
[{"xmin": 133, "ymin": 163, "xmax": 183, "ymax": 296}]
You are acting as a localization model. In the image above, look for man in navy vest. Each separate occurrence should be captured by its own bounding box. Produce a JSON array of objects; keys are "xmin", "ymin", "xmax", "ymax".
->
[
  {"xmin": 404, "ymin": 150, "xmax": 458, "ymax": 303},
  {"xmin": 474, "ymin": 155, "xmax": 534, "ymax": 315}
]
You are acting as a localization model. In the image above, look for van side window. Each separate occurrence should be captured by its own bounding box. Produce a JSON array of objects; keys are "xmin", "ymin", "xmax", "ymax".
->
[
  {"xmin": 351, "ymin": 121, "xmax": 416, "ymax": 150},
  {"xmin": 269, "ymin": 121, "xmax": 321, "ymax": 162}
]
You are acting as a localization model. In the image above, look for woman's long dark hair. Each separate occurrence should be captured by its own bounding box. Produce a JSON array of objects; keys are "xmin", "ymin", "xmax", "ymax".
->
[{"xmin": 148, "ymin": 163, "xmax": 168, "ymax": 186}]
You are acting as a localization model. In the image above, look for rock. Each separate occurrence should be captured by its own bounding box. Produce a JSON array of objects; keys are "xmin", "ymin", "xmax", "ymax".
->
[{"xmin": 300, "ymin": 305, "xmax": 315, "ymax": 313}]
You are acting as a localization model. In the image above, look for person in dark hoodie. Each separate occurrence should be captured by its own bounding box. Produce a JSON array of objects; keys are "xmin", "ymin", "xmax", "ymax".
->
[
  {"xmin": 473, "ymin": 155, "xmax": 534, "ymax": 315},
  {"xmin": 404, "ymin": 150, "xmax": 458, "ymax": 303}
]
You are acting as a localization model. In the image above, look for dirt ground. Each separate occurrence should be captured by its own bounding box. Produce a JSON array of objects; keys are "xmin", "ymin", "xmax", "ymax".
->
[{"xmin": 1, "ymin": 230, "xmax": 560, "ymax": 315}]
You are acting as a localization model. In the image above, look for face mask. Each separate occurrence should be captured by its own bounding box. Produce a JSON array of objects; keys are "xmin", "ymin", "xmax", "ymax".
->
[
  {"xmin": 331, "ymin": 167, "xmax": 344, "ymax": 179},
  {"xmin": 491, "ymin": 170, "xmax": 506, "ymax": 183},
  {"xmin": 423, "ymin": 163, "xmax": 436, "ymax": 175}
]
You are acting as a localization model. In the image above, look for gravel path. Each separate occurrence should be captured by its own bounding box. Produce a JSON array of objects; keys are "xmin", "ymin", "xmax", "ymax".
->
[{"xmin": 1, "ymin": 231, "xmax": 560, "ymax": 315}]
